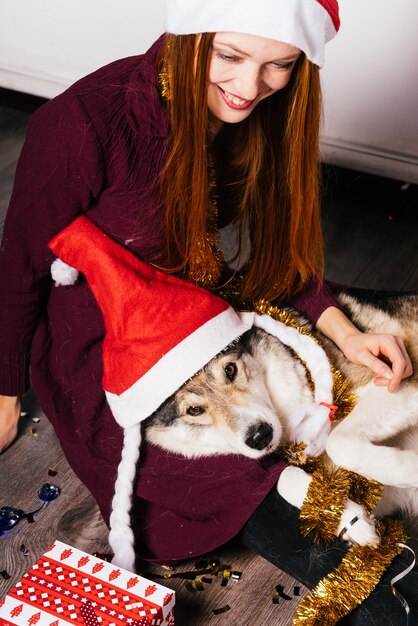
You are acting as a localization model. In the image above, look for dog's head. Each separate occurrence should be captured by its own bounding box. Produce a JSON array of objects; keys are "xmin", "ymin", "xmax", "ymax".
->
[{"xmin": 144, "ymin": 329, "xmax": 285, "ymax": 459}]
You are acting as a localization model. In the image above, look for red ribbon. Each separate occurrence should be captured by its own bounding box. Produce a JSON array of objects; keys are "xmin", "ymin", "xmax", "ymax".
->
[
  {"xmin": 79, "ymin": 601, "xmax": 100, "ymax": 626},
  {"xmin": 80, "ymin": 600, "xmax": 149, "ymax": 626},
  {"xmin": 319, "ymin": 401, "xmax": 339, "ymax": 421}
]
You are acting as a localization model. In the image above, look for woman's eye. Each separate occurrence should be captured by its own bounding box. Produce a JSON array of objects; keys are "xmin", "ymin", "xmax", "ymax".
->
[
  {"xmin": 216, "ymin": 52, "xmax": 239, "ymax": 63},
  {"xmin": 187, "ymin": 406, "xmax": 204, "ymax": 416},
  {"xmin": 270, "ymin": 61, "xmax": 294, "ymax": 70},
  {"xmin": 225, "ymin": 362, "xmax": 237, "ymax": 382}
]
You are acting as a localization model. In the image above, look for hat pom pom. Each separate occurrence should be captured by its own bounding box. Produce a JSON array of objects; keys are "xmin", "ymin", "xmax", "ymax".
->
[
  {"xmin": 51, "ymin": 258, "xmax": 79, "ymax": 286},
  {"xmin": 288, "ymin": 403, "xmax": 332, "ymax": 458}
]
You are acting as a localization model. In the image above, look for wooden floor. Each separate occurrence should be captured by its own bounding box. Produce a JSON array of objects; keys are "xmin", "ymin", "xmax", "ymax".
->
[
  {"xmin": 321, "ymin": 165, "xmax": 418, "ymax": 291},
  {"xmin": 0, "ymin": 88, "xmax": 417, "ymax": 625}
]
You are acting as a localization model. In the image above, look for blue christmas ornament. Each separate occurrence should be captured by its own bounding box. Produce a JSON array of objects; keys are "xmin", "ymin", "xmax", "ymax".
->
[
  {"xmin": 0, "ymin": 483, "xmax": 61, "ymax": 536},
  {"xmin": 38, "ymin": 483, "xmax": 61, "ymax": 502},
  {"xmin": 0, "ymin": 507, "xmax": 25, "ymax": 533}
]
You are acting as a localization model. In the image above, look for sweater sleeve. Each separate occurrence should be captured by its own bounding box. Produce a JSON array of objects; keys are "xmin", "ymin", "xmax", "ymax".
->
[
  {"xmin": 290, "ymin": 279, "xmax": 343, "ymax": 326},
  {"xmin": 0, "ymin": 91, "xmax": 105, "ymax": 395}
]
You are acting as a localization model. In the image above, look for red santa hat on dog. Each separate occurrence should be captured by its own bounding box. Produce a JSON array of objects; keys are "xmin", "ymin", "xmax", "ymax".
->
[
  {"xmin": 165, "ymin": 0, "xmax": 340, "ymax": 67},
  {"xmin": 49, "ymin": 216, "xmax": 334, "ymax": 572}
]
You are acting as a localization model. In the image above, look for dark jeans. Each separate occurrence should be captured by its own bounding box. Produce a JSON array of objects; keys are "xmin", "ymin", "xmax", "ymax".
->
[{"xmin": 238, "ymin": 488, "xmax": 417, "ymax": 625}]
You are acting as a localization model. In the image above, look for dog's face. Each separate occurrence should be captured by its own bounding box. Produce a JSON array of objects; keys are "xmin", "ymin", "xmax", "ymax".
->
[{"xmin": 145, "ymin": 331, "xmax": 284, "ymax": 458}]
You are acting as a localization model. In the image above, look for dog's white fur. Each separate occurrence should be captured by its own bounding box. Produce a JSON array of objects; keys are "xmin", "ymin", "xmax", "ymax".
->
[{"xmin": 145, "ymin": 294, "xmax": 418, "ymax": 546}]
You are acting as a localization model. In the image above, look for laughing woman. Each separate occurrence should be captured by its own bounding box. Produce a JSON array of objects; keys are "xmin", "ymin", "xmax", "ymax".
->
[{"xmin": 0, "ymin": 1, "xmax": 415, "ymax": 623}]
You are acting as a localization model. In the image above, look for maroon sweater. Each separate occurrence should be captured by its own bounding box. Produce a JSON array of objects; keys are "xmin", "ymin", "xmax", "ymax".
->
[{"xmin": 0, "ymin": 37, "xmax": 338, "ymax": 563}]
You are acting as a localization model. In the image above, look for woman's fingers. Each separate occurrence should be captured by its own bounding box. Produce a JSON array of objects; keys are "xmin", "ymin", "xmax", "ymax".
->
[{"xmin": 343, "ymin": 334, "xmax": 413, "ymax": 393}]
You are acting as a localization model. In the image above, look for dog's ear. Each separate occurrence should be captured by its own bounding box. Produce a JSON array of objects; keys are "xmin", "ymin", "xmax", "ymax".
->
[
  {"xmin": 222, "ymin": 328, "xmax": 257, "ymax": 358},
  {"xmin": 242, "ymin": 327, "xmax": 265, "ymax": 355},
  {"xmin": 146, "ymin": 395, "xmax": 180, "ymax": 427}
]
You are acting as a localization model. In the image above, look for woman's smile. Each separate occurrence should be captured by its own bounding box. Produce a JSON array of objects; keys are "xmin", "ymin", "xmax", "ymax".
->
[{"xmin": 218, "ymin": 86, "xmax": 255, "ymax": 110}]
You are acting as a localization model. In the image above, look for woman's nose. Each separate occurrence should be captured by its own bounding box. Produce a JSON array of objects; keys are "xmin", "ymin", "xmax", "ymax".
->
[{"xmin": 235, "ymin": 66, "xmax": 263, "ymax": 101}]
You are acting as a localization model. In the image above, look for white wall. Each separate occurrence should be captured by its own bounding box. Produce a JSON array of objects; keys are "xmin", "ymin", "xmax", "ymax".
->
[
  {"xmin": 0, "ymin": 0, "xmax": 165, "ymax": 98},
  {"xmin": 1, "ymin": 0, "xmax": 417, "ymax": 182},
  {"xmin": 320, "ymin": 0, "xmax": 418, "ymax": 182}
]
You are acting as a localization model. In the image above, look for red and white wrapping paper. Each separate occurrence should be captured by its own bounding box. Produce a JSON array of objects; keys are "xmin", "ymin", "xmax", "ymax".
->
[{"xmin": 0, "ymin": 541, "xmax": 175, "ymax": 626}]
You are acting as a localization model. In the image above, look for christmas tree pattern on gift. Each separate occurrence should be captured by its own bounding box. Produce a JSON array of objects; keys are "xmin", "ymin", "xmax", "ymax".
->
[{"xmin": 3, "ymin": 549, "xmax": 171, "ymax": 625}]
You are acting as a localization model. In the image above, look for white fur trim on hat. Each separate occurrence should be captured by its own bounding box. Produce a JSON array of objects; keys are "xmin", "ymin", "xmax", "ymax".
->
[
  {"xmin": 254, "ymin": 313, "xmax": 333, "ymax": 402},
  {"xmin": 166, "ymin": 0, "xmax": 338, "ymax": 66},
  {"xmin": 106, "ymin": 309, "xmax": 255, "ymax": 427}
]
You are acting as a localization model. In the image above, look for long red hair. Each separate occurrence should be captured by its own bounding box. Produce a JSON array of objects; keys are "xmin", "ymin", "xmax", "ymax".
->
[{"xmin": 159, "ymin": 33, "xmax": 324, "ymax": 303}]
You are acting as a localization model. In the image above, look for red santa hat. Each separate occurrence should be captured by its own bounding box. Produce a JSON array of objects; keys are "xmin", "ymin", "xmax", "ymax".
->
[
  {"xmin": 48, "ymin": 216, "xmax": 334, "ymax": 572},
  {"xmin": 165, "ymin": 0, "xmax": 340, "ymax": 67}
]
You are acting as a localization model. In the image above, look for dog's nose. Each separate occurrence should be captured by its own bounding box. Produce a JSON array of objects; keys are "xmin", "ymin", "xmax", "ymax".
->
[{"xmin": 245, "ymin": 422, "xmax": 273, "ymax": 450}]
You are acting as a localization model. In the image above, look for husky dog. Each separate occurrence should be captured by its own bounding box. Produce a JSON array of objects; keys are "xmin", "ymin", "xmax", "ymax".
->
[{"xmin": 145, "ymin": 293, "xmax": 418, "ymax": 545}]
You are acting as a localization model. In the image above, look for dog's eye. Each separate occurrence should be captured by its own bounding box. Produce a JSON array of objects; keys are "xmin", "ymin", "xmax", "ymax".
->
[
  {"xmin": 225, "ymin": 362, "xmax": 237, "ymax": 382},
  {"xmin": 187, "ymin": 405, "xmax": 204, "ymax": 416}
]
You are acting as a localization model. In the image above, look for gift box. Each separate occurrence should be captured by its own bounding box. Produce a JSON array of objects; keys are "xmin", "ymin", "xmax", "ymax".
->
[{"xmin": 0, "ymin": 541, "xmax": 175, "ymax": 626}]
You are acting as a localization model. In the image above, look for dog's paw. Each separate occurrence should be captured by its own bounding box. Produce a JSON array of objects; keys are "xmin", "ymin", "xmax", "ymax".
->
[
  {"xmin": 302, "ymin": 431, "xmax": 329, "ymax": 458},
  {"xmin": 337, "ymin": 501, "xmax": 380, "ymax": 548},
  {"xmin": 277, "ymin": 466, "xmax": 311, "ymax": 509}
]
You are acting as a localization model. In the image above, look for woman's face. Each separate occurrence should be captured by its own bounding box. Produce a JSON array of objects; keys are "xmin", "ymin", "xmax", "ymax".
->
[{"xmin": 207, "ymin": 32, "xmax": 301, "ymax": 129}]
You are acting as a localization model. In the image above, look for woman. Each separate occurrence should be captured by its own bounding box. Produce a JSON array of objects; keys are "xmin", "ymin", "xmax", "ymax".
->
[{"xmin": 0, "ymin": 0, "xmax": 415, "ymax": 623}]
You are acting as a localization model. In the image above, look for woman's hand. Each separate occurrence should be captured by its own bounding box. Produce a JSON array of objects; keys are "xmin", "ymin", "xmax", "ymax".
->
[
  {"xmin": 0, "ymin": 395, "xmax": 21, "ymax": 453},
  {"xmin": 338, "ymin": 332, "xmax": 412, "ymax": 392},
  {"xmin": 316, "ymin": 307, "xmax": 413, "ymax": 392}
]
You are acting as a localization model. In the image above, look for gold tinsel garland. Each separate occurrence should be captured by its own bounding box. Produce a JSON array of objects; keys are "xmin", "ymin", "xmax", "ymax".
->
[
  {"xmin": 299, "ymin": 463, "xmax": 352, "ymax": 544},
  {"xmin": 159, "ymin": 57, "xmax": 171, "ymax": 101},
  {"xmin": 291, "ymin": 458, "xmax": 385, "ymax": 546},
  {"xmin": 187, "ymin": 151, "xmax": 223, "ymax": 289},
  {"xmin": 158, "ymin": 63, "xmax": 407, "ymax": 623},
  {"xmin": 348, "ymin": 471, "xmax": 384, "ymax": 516},
  {"xmin": 293, "ymin": 519, "xmax": 407, "ymax": 626}
]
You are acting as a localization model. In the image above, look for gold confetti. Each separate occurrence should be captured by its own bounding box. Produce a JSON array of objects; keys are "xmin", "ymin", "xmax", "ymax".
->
[
  {"xmin": 185, "ymin": 581, "xmax": 197, "ymax": 594},
  {"xmin": 213, "ymin": 605, "xmax": 231, "ymax": 615},
  {"xmin": 92, "ymin": 552, "xmax": 113, "ymax": 562},
  {"xmin": 220, "ymin": 568, "xmax": 232, "ymax": 587},
  {"xmin": 20, "ymin": 544, "xmax": 29, "ymax": 556}
]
